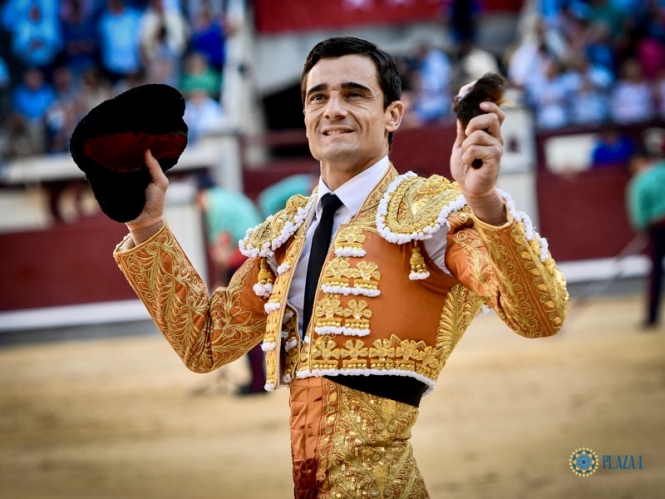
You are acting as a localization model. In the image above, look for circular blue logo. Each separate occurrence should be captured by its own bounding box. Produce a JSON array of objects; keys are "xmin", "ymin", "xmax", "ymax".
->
[{"xmin": 570, "ymin": 447, "xmax": 599, "ymax": 477}]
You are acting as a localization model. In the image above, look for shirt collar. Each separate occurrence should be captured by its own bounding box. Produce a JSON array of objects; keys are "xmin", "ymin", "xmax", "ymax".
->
[{"xmin": 315, "ymin": 156, "xmax": 390, "ymax": 216}]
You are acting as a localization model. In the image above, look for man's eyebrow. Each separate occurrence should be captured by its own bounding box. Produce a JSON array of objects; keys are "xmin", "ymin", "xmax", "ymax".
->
[
  {"xmin": 305, "ymin": 83, "xmax": 328, "ymax": 99},
  {"xmin": 341, "ymin": 82, "xmax": 372, "ymax": 93},
  {"xmin": 305, "ymin": 82, "xmax": 373, "ymax": 99}
]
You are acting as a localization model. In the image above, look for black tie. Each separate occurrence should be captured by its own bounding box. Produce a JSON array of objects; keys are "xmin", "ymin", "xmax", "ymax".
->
[{"xmin": 302, "ymin": 193, "xmax": 343, "ymax": 337}]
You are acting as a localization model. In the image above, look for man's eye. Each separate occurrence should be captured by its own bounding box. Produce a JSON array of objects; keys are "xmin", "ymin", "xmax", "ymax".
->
[
  {"xmin": 310, "ymin": 94, "xmax": 325, "ymax": 101},
  {"xmin": 347, "ymin": 92, "xmax": 363, "ymax": 98}
]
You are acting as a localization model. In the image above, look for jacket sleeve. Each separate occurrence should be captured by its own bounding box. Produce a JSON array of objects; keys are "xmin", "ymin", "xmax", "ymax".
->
[
  {"xmin": 113, "ymin": 224, "xmax": 268, "ymax": 372},
  {"xmin": 444, "ymin": 210, "xmax": 569, "ymax": 338}
]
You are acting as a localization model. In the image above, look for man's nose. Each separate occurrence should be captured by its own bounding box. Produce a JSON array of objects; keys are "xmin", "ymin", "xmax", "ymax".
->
[{"xmin": 324, "ymin": 94, "xmax": 348, "ymax": 119}]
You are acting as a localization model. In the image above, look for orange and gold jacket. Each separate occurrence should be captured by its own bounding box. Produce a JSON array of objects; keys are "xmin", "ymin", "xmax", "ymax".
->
[{"xmin": 114, "ymin": 167, "xmax": 568, "ymax": 394}]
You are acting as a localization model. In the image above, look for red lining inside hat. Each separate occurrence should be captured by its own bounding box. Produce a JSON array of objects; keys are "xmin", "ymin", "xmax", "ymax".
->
[{"xmin": 82, "ymin": 132, "xmax": 188, "ymax": 172}]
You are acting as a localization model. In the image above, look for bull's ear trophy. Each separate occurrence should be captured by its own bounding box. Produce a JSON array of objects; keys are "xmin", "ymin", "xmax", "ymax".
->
[{"xmin": 70, "ymin": 84, "xmax": 189, "ymax": 223}]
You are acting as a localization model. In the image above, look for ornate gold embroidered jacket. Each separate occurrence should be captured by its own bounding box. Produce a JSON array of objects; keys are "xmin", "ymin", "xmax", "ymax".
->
[{"xmin": 114, "ymin": 167, "xmax": 568, "ymax": 395}]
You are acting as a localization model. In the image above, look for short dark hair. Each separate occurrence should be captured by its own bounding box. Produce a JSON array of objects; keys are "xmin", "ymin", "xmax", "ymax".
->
[{"xmin": 301, "ymin": 37, "xmax": 402, "ymax": 146}]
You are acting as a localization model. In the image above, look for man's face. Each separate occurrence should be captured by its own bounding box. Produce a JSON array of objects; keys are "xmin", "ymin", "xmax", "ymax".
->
[{"xmin": 303, "ymin": 55, "xmax": 401, "ymax": 175}]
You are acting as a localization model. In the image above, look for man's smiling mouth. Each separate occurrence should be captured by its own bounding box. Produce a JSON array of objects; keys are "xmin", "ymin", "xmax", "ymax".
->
[{"xmin": 323, "ymin": 129, "xmax": 353, "ymax": 136}]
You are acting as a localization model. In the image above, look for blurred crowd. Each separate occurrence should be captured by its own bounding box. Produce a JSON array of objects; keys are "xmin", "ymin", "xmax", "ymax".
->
[
  {"xmin": 1, "ymin": 0, "xmax": 664, "ymax": 164},
  {"xmin": 0, "ymin": 0, "xmax": 233, "ymax": 162},
  {"xmin": 400, "ymin": 0, "xmax": 665, "ymax": 130},
  {"xmin": 509, "ymin": 0, "xmax": 665, "ymax": 130}
]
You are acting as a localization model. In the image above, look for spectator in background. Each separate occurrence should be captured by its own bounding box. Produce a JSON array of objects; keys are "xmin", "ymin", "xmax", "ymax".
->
[
  {"xmin": 411, "ymin": 41, "xmax": 452, "ymax": 124},
  {"xmin": 97, "ymin": 0, "xmax": 143, "ymax": 83},
  {"xmin": 78, "ymin": 65, "xmax": 113, "ymax": 110},
  {"xmin": 610, "ymin": 58, "xmax": 654, "ymax": 125},
  {"xmin": 59, "ymin": 0, "xmax": 99, "ymax": 77},
  {"xmin": 180, "ymin": 51, "xmax": 221, "ymax": 99},
  {"xmin": 587, "ymin": 0, "xmax": 626, "ymax": 35},
  {"xmin": 0, "ymin": 54, "xmax": 10, "ymax": 117},
  {"xmin": 189, "ymin": 3, "xmax": 228, "ymax": 73},
  {"xmin": 590, "ymin": 123, "xmax": 636, "ymax": 169},
  {"xmin": 196, "ymin": 173, "xmax": 267, "ymax": 395},
  {"xmin": 585, "ymin": 21, "xmax": 616, "ymax": 75},
  {"xmin": 506, "ymin": 18, "xmax": 554, "ymax": 93},
  {"xmin": 13, "ymin": 67, "xmax": 57, "ymax": 122},
  {"xmin": 10, "ymin": 67, "xmax": 56, "ymax": 156},
  {"xmin": 566, "ymin": 54, "xmax": 613, "ymax": 126},
  {"xmin": 526, "ymin": 59, "xmax": 570, "ymax": 129},
  {"xmin": 0, "ymin": 55, "xmax": 11, "ymax": 162},
  {"xmin": 2, "ymin": 0, "xmax": 62, "ymax": 72},
  {"xmin": 626, "ymin": 130, "xmax": 665, "ymax": 330},
  {"xmin": 139, "ymin": 0, "xmax": 189, "ymax": 87},
  {"xmin": 45, "ymin": 66, "xmax": 80, "ymax": 153},
  {"xmin": 183, "ymin": 87, "xmax": 225, "ymax": 142}
]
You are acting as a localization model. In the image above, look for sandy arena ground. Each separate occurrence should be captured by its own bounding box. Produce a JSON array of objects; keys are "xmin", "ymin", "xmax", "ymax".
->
[{"xmin": 1, "ymin": 293, "xmax": 664, "ymax": 499}]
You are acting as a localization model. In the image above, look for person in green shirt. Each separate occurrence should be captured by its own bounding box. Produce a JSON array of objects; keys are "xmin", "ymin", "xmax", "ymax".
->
[
  {"xmin": 196, "ymin": 173, "xmax": 266, "ymax": 394},
  {"xmin": 626, "ymin": 141, "xmax": 665, "ymax": 329}
]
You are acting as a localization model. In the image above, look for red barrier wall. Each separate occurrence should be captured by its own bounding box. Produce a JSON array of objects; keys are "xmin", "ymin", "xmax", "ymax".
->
[{"xmin": 0, "ymin": 213, "xmax": 135, "ymax": 312}]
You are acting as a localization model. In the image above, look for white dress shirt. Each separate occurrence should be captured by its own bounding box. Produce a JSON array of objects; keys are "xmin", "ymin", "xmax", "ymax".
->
[{"xmin": 279, "ymin": 156, "xmax": 449, "ymax": 335}]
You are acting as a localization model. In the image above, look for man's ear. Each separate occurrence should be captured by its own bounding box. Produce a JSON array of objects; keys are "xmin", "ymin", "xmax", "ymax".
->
[{"xmin": 385, "ymin": 100, "xmax": 404, "ymax": 132}]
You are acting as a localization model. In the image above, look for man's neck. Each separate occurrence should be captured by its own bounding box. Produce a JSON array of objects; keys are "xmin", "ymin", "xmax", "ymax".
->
[{"xmin": 320, "ymin": 157, "xmax": 382, "ymax": 191}]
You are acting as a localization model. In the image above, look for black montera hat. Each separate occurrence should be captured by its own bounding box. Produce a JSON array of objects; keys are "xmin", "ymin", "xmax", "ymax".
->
[{"xmin": 70, "ymin": 84, "xmax": 188, "ymax": 223}]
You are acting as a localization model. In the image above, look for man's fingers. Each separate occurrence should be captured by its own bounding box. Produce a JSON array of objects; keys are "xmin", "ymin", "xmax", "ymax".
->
[
  {"xmin": 463, "ymin": 130, "xmax": 501, "ymax": 149},
  {"xmin": 461, "ymin": 144, "xmax": 503, "ymax": 167},
  {"xmin": 465, "ymin": 111, "xmax": 502, "ymax": 141},
  {"xmin": 453, "ymin": 119, "xmax": 467, "ymax": 147},
  {"xmin": 144, "ymin": 149, "xmax": 169, "ymax": 189}
]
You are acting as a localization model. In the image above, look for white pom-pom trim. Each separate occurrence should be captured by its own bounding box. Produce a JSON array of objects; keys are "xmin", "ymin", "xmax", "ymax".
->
[
  {"xmin": 253, "ymin": 282, "xmax": 273, "ymax": 298},
  {"xmin": 376, "ymin": 172, "xmax": 466, "ymax": 245},
  {"xmin": 321, "ymin": 285, "xmax": 380, "ymax": 297},
  {"xmin": 239, "ymin": 196, "xmax": 315, "ymax": 258},
  {"xmin": 261, "ymin": 342, "xmax": 276, "ymax": 352},
  {"xmin": 264, "ymin": 383, "xmax": 275, "ymax": 391},
  {"xmin": 476, "ymin": 304, "xmax": 494, "ymax": 317},
  {"xmin": 314, "ymin": 326, "xmax": 371, "ymax": 337},
  {"xmin": 284, "ymin": 339, "xmax": 298, "ymax": 352},
  {"xmin": 264, "ymin": 302, "xmax": 280, "ymax": 314},
  {"xmin": 409, "ymin": 271, "xmax": 431, "ymax": 280},
  {"xmin": 277, "ymin": 263, "xmax": 291, "ymax": 275},
  {"xmin": 496, "ymin": 189, "xmax": 549, "ymax": 262},
  {"xmin": 282, "ymin": 373, "xmax": 292, "ymax": 384},
  {"xmin": 334, "ymin": 247, "xmax": 366, "ymax": 257}
]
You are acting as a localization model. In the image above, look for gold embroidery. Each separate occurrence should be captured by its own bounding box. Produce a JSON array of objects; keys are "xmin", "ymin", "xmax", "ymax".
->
[
  {"xmin": 321, "ymin": 257, "xmax": 381, "ymax": 295},
  {"xmin": 323, "ymin": 258, "xmax": 354, "ymax": 287},
  {"xmin": 353, "ymin": 261, "xmax": 380, "ymax": 291},
  {"xmin": 383, "ymin": 175, "xmax": 462, "ymax": 237},
  {"xmin": 240, "ymin": 194, "xmax": 310, "ymax": 256},
  {"xmin": 334, "ymin": 226, "xmax": 366, "ymax": 254},
  {"xmin": 258, "ymin": 258, "xmax": 273, "ymax": 286},
  {"xmin": 114, "ymin": 226, "xmax": 266, "ymax": 372},
  {"xmin": 409, "ymin": 243, "xmax": 427, "ymax": 276},
  {"xmin": 436, "ymin": 284, "xmax": 482, "ymax": 360},
  {"xmin": 341, "ymin": 339, "xmax": 369, "ymax": 369},
  {"xmin": 315, "ymin": 296, "xmax": 345, "ymax": 329},
  {"xmin": 343, "ymin": 299, "xmax": 372, "ymax": 330},
  {"xmin": 311, "ymin": 337, "xmax": 341, "ymax": 370},
  {"xmin": 308, "ymin": 334, "xmax": 443, "ymax": 383},
  {"xmin": 281, "ymin": 308, "xmax": 300, "ymax": 382},
  {"xmin": 316, "ymin": 379, "xmax": 429, "ymax": 498},
  {"xmin": 472, "ymin": 219, "xmax": 569, "ymax": 337}
]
